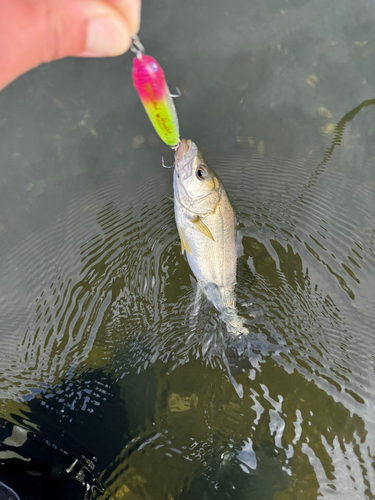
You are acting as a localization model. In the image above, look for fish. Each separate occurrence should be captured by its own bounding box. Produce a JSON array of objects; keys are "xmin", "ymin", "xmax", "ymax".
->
[{"xmin": 173, "ymin": 139, "xmax": 247, "ymax": 335}]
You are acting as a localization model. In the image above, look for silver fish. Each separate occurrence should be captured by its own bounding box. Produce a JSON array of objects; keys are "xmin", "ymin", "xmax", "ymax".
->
[{"xmin": 173, "ymin": 139, "xmax": 247, "ymax": 335}]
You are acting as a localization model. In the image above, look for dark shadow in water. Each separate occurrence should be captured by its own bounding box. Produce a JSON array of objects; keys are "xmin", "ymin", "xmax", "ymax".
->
[
  {"xmin": 0, "ymin": 415, "xmax": 102, "ymax": 500},
  {"xmin": 1, "ymin": 365, "xmax": 157, "ymax": 500},
  {"xmin": 178, "ymin": 439, "xmax": 289, "ymax": 500},
  {"xmin": 319, "ymin": 98, "xmax": 375, "ymax": 167},
  {"xmin": 1, "ymin": 89, "xmax": 374, "ymax": 500},
  {"xmin": 22, "ymin": 368, "xmax": 129, "ymax": 470},
  {"xmin": 290, "ymin": 98, "xmax": 375, "ymax": 225}
]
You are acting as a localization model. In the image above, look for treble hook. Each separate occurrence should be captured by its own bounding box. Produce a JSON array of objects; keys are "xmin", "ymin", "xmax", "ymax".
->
[
  {"xmin": 161, "ymin": 157, "xmax": 174, "ymax": 168},
  {"xmin": 161, "ymin": 152, "xmax": 175, "ymax": 168},
  {"xmin": 169, "ymin": 87, "xmax": 181, "ymax": 98},
  {"xmin": 161, "ymin": 140, "xmax": 180, "ymax": 169}
]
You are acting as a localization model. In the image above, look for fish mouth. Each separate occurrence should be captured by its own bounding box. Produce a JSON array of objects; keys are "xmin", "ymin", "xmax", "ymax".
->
[
  {"xmin": 174, "ymin": 139, "xmax": 196, "ymax": 185},
  {"xmin": 175, "ymin": 139, "xmax": 193, "ymax": 164}
]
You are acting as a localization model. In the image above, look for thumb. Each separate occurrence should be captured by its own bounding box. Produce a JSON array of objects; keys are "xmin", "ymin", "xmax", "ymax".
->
[{"xmin": 0, "ymin": 0, "xmax": 141, "ymax": 90}]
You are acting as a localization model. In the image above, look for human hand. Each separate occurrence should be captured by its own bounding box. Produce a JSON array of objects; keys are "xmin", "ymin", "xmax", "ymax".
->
[{"xmin": 0, "ymin": 0, "xmax": 141, "ymax": 90}]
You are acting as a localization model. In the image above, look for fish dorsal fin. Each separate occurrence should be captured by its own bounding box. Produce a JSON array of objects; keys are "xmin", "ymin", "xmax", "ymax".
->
[
  {"xmin": 191, "ymin": 216, "xmax": 215, "ymax": 241},
  {"xmin": 179, "ymin": 226, "xmax": 192, "ymax": 255}
]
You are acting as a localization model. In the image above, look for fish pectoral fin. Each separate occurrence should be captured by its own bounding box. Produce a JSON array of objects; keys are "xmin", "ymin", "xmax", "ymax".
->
[
  {"xmin": 179, "ymin": 226, "xmax": 192, "ymax": 255},
  {"xmin": 191, "ymin": 216, "xmax": 215, "ymax": 241}
]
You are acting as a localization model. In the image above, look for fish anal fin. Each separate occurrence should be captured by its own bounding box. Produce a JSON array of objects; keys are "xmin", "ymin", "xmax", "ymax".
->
[
  {"xmin": 191, "ymin": 216, "xmax": 215, "ymax": 241},
  {"xmin": 179, "ymin": 226, "xmax": 192, "ymax": 255}
]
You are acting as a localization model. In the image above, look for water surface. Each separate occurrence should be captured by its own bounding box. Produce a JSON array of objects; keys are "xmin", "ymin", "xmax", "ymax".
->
[{"xmin": 0, "ymin": 0, "xmax": 375, "ymax": 498}]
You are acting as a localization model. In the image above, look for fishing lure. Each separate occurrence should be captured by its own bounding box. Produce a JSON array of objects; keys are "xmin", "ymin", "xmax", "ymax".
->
[{"xmin": 131, "ymin": 36, "xmax": 180, "ymax": 147}]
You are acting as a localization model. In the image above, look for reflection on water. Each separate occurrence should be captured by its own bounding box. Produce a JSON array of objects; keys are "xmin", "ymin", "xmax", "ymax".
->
[{"xmin": 1, "ymin": 0, "xmax": 375, "ymax": 498}]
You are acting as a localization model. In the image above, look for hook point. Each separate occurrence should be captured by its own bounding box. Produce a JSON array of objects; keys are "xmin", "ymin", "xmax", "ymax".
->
[
  {"xmin": 162, "ymin": 156, "xmax": 174, "ymax": 169},
  {"xmin": 169, "ymin": 87, "xmax": 181, "ymax": 98}
]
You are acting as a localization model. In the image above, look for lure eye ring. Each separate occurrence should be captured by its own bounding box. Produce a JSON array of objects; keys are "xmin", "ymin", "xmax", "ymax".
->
[{"xmin": 196, "ymin": 165, "xmax": 208, "ymax": 180}]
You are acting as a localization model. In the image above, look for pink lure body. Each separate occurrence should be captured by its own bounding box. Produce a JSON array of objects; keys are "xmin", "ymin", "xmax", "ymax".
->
[{"xmin": 132, "ymin": 55, "xmax": 180, "ymax": 146}]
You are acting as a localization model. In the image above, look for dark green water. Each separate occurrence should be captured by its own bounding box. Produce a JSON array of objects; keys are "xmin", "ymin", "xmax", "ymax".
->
[{"xmin": 1, "ymin": 0, "xmax": 375, "ymax": 498}]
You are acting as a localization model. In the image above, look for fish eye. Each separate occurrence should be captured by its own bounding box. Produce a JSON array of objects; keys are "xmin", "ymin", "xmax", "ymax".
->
[{"xmin": 196, "ymin": 165, "xmax": 208, "ymax": 180}]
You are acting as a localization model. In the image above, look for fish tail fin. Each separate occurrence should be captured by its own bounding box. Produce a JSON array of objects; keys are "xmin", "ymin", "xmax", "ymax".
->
[
  {"xmin": 221, "ymin": 308, "xmax": 249, "ymax": 337},
  {"xmin": 205, "ymin": 283, "xmax": 248, "ymax": 336}
]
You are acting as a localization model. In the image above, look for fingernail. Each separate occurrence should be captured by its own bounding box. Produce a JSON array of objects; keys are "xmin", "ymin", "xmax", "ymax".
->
[{"xmin": 84, "ymin": 16, "xmax": 131, "ymax": 57}]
